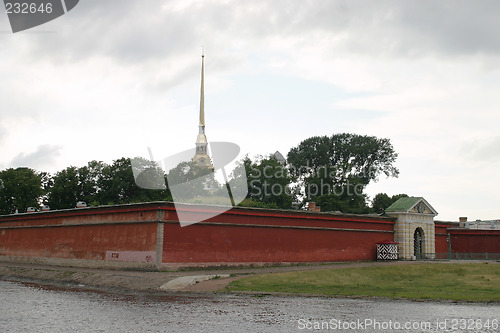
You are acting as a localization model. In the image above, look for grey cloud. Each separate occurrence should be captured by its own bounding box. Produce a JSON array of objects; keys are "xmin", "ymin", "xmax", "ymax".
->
[
  {"xmin": 460, "ymin": 136, "xmax": 500, "ymax": 164},
  {"xmin": 251, "ymin": 0, "xmax": 500, "ymax": 57},
  {"xmin": 10, "ymin": 144, "xmax": 63, "ymax": 170},
  {"xmin": 0, "ymin": 125, "xmax": 5, "ymax": 143},
  {"xmin": 14, "ymin": 0, "xmax": 500, "ymax": 74},
  {"xmin": 238, "ymin": 1, "xmax": 500, "ymax": 57},
  {"xmin": 22, "ymin": 0, "xmax": 208, "ymax": 63},
  {"xmin": 378, "ymin": 1, "xmax": 500, "ymax": 56}
]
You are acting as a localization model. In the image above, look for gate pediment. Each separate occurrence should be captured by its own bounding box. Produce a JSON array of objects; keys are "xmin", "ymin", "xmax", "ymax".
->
[{"xmin": 386, "ymin": 197, "xmax": 438, "ymax": 216}]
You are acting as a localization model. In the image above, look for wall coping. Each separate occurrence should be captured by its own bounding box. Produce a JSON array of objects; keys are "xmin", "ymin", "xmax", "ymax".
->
[{"xmin": 0, "ymin": 201, "xmax": 396, "ymax": 225}]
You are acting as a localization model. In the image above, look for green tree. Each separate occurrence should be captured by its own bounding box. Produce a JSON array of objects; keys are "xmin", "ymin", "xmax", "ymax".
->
[
  {"xmin": 371, "ymin": 193, "xmax": 409, "ymax": 214},
  {"xmin": 98, "ymin": 158, "xmax": 171, "ymax": 205},
  {"xmin": 287, "ymin": 133, "xmax": 399, "ymax": 213},
  {"xmin": 391, "ymin": 193, "xmax": 409, "ymax": 203},
  {"xmin": 166, "ymin": 160, "xmax": 221, "ymax": 203},
  {"xmin": 78, "ymin": 160, "xmax": 107, "ymax": 204},
  {"xmin": 372, "ymin": 193, "xmax": 392, "ymax": 214},
  {"xmin": 46, "ymin": 158, "xmax": 171, "ymax": 209},
  {"xmin": 240, "ymin": 155, "xmax": 295, "ymax": 209},
  {"xmin": 315, "ymin": 191, "xmax": 372, "ymax": 214},
  {"xmin": 0, "ymin": 167, "xmax": 45, "ymax": 214},
  {"xmin": 46, "ymin": 166, "xmax": 81, "ymax": 209},
  {"xmin": 46, "ymin": 161, "xmax": 108, "ymax": 209}
]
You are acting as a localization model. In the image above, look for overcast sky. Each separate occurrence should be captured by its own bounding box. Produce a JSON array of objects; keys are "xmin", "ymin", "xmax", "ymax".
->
[{"xmin": 1, "ymin": 0, "xmax": 500, "ymax": 221}]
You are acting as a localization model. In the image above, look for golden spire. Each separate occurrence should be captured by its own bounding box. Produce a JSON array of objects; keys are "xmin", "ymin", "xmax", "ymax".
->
[
  {"xmin": 199, "ymin": 53, "xmax": 205, "ymax": 127},
  {"xmin": 193, "ymin": 52, "xmax": 212, "ymax": 169}
]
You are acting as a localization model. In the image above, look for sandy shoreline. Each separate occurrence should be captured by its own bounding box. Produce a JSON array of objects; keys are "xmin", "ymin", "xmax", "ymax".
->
[
  {"xmin": 0, "ymin": 262, "xmax": 237, "ymax": 294},
  {"xmin": 0, "ymin": 261, "xmax": 423, "ymax": 295}
]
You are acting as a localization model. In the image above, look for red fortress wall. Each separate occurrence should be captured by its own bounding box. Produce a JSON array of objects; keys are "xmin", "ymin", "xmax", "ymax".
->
[
  {"xmin": 0, "ymin": 204, "xmax": 161, "ymax": 267},
  {"xmin": 3, "ymin": 201, "xmax": 498, "ymax": 269},
  {"xmin": 434, "ymin": 222, "xmax": 500, "ymax": 256},
  {"xmin": 448, "ymin": 229, "xmax": 500, "ymax": 254},
  {"xmin": 162, "ymin": 206, "xmax": 395, "ymax": 265},
  {"xmin": 434, "ymin": 222, "xmax": 452, "ymax": 254},
  {"xmin": 0, "ymin": 202, "xmax": 395, "ymax": 268}
]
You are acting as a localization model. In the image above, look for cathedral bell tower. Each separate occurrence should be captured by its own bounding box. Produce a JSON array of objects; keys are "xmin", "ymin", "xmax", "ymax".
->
[{"xmin": 192, "ymin": 54, "xmax": 214, "ymax": 169}]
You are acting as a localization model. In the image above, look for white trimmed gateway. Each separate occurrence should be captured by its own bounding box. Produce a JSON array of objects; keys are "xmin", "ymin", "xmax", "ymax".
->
[{"xmin": 385, "ymin": 197, "xmax": 438, "ymax": 260}]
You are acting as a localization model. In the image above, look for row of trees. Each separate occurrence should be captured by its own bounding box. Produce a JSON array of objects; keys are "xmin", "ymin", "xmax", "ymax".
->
[
  {"xmin": 0, "ymin": 158, "xmax": 172, "ymax": 214},
  {"xmin": 0, "ymin": 133, "xmax": 406, "ymax": 215}
]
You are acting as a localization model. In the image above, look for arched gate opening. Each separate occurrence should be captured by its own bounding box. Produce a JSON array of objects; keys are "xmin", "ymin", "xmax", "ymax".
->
[{"xmin": 414, "ymin": 227, "xmax": 424, "ymax": 259}]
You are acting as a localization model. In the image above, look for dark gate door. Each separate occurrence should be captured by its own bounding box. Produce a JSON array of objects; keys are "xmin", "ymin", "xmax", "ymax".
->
[{"xmin": 414, "ymin": 228, "xmax": 423, "ymax": 259}]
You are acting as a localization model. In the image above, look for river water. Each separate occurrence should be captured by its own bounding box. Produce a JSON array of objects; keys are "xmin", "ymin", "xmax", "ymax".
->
[{"xmin": 0, "ymin": 280, "xmax": 499, "ymax": 333}]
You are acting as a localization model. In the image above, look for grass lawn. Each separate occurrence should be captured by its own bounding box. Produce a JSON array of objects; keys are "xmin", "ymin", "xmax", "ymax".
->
[{"xmin": 227, "ymin": 263, "xmax": 500, "ymax": 302}]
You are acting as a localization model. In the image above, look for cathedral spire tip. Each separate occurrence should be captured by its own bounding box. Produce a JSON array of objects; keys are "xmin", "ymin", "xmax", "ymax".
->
[{"xmin": 199, "ymin": 53, "xmax": 205, "ymax": 127}]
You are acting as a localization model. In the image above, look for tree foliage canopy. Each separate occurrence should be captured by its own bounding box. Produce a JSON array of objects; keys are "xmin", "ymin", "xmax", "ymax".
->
[
  {"xmin": 241, "ymin": 155, "xmax": 295, "ymax": 209},
  {"xmin": 0, "ymin": 167, "xmax": 46, "ymax": 214},
  {"xmin": 0, "ymin": 159, "xmax": 172, "ymax": 213},
  {"xmin": 372, "ymin": 193, "xmax": 409, "ymax": 214},
  {"xmin": 288, "ymin": 133, "xmax": 399, "ymax": 186},
  {"xmin": 287, "ymin": 133, "xmax": 399, "ymax": 213}
]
